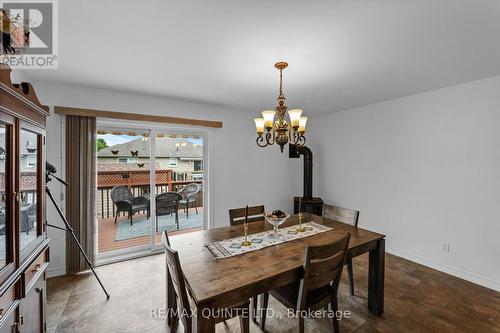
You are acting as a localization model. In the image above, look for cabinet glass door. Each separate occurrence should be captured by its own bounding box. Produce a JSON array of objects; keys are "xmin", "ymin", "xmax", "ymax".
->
[
  {"xmin": 0, "ymin": 124, "xmax": 8, "ymax": 269},
  {"xmin": 19, "ymin": 129, "xmax": 39, "ymax": 252}
]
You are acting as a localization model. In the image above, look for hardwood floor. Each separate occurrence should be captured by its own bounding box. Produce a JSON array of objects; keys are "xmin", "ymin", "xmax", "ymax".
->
[{"xmin": 47, "ymin": 251, "xmax": 500, "ymax": 333}]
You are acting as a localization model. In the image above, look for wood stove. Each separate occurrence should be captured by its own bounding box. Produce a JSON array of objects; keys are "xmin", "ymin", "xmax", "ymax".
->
[{"xmin": 289, "ymin": 144, "xmax": 324, "ymax": 216}]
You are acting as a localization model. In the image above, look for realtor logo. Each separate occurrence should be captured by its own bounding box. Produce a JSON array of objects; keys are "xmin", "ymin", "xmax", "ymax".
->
[{"xmin": 0, "ymin": 0, "xmax": 58, "ymax": 69}]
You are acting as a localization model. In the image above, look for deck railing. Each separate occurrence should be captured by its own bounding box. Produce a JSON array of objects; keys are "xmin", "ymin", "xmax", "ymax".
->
[{"xmin": 97, "ymin": 169, "xmax": 203, "ymax": 219}]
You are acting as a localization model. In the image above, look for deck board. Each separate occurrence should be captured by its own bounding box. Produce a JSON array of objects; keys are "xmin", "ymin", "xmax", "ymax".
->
[{"xmin": 97, "ymin": 209, "xmax": 203, "ymax": 253}]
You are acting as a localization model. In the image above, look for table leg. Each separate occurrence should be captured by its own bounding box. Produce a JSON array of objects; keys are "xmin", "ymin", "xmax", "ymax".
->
[
  {"xmin": 368, "ymin": 238, "xmax": 385, "ymax": 316},
  {"xmin": 192, "ymin": 304, "xmax": 215, "ymax": 333}
]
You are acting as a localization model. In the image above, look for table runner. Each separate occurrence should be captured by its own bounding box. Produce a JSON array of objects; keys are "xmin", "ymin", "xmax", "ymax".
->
[{"xmin": 206, "ymin": 222, "xmax": 332, "ymax": 259}]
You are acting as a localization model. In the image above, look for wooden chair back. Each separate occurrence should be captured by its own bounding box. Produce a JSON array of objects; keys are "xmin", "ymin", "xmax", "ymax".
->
[
  {"xmin": 162, "ymin": 233, "xmax": 192, "ymax": 320},
  {"xmin": 323, "ymin": 204, "xmax": 359, "ymax": 227},
  {"xmin": 228, "ymin": 205, "xmax": 265, "ymax": 225},
  {"xmin": 297, "ymin": 233, "xmax": 351, "ymax": 308}
]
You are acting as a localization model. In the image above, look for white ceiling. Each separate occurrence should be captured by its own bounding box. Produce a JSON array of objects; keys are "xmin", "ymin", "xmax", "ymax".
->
[{"xmin": 22, "ymin": 0, "xmax": 500, "ymax": 114}]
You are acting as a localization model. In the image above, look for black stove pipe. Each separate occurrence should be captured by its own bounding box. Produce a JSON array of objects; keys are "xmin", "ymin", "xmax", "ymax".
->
[{"xmin": 289, "ymin": 144, "xmax": 313, "ymax": 200}]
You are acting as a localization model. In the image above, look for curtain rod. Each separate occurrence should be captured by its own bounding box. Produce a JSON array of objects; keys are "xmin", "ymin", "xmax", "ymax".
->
[{"xmin": 54, "ymin": 106, "xmax": 223, "ymax": 128}]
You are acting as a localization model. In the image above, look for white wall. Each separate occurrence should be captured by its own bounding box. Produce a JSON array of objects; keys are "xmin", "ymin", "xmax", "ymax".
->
[
  {"xmin": 33, "ymin": 81, "xmax": 302, "ymax": 277},
  {"xmin": 308, "ymin": 75, "xmax": 500, "ymax": 291}
]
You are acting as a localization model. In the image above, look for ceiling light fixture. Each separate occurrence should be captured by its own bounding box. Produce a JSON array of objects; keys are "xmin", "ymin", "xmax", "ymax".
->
[{"xmin": 254, "ymin": 62, "xmax": 307, "ymax": 153}]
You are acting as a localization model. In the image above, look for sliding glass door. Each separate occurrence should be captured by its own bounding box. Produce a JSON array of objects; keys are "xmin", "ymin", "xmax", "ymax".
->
[
  {"xmin": 95, "ymin": 122, "xmax": 207, "ymax": 264},
  {"xmin": 152, "ymin": 132, "xmax": 204, "ymax": 246}
]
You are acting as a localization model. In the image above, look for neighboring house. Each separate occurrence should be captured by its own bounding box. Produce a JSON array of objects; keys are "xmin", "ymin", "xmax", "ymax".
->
[
  {"xmin": 97, "ymin": 137, "xmax": 203, "ymax": 179},
  {"xmin": 0, "ymin": 130, "xmax": 38, "ymax": 205},
  {"xmin": 0, "ymin": 130, "xmax": 38, "ymax": 173}
]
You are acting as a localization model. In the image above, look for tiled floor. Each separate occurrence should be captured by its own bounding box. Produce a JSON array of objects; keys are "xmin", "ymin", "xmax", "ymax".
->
[{"xmin": 47, "ymin": 250, "xmax": 500, "ymax": 332}]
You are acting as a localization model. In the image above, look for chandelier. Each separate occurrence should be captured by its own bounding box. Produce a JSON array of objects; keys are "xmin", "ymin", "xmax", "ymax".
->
[{"xmin": 254, "ymin": 62, "xmax": 307, "ymax": 153}]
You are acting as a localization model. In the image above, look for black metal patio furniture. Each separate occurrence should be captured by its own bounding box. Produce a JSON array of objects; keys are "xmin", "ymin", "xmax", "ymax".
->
[
  {"xmin": 178, "ymin": 183, "xmax": 201, "ymax": 218},
  {"xmin": 156, "ymin": 192, "xmax": 182, "ymax": 230},
  {"xmin": 110, "ymin": 185, "xmax": 150, "ymax": 225}
]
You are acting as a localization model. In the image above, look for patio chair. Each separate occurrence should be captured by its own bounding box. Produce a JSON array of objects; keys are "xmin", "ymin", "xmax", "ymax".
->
[
  {"xmin": 177, "ymin": 183, "xmax": 201, "ymax": 218},
  {"xmin": 156, "ymin": 192, "xmax": 182, "ymax": 230},
  {"xmin": 20, "ymin": 203, "xmax": 35, "ymax": 234},
  {"xmin": 110, "ymin": 185, "xmax": 150, "ymax": 226}
]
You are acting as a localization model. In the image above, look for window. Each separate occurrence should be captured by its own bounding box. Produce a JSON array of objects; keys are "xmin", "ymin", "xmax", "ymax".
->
[
  {"xmin": 168, "ymin": 158, "xmax": 177, "ymax": 167},
  {"xmin": 194, "ymin": 160, "xmax": 203, "ymax": 171},
  {"xmin": 27, "ymin": 155, "xmax": 37, "ymax": 167},
  {"xmin": 118, "ymin": 158, "xmax": 128, "ymax": 164}
]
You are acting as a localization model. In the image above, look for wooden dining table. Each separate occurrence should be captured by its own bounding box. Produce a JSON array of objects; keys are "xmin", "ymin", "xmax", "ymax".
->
[{"xmin": 169, "ymin": 213, "xmax": 385, "ymax": 333}]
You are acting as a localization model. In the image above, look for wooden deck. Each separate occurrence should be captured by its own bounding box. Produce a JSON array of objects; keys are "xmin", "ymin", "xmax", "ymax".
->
[{"xmin": 97, "ymin": 209, "xmax": 203, "ymax": 253}]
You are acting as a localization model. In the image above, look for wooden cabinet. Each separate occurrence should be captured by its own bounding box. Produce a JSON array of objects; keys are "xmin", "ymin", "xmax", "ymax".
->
[
  {"xmin": 19, "ymin": 275, "xmax": 46, "ymax": 333},
  {"xmin": 0, "ymin": 67, "xmax": 50, "ymax": 333}
]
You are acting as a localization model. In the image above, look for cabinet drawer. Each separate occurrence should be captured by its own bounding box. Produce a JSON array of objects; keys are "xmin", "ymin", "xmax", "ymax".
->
[
  {"xmin": 0, "ymin": 284, "xmax": 15, "ymax": 323},
  {"xmin": 22, "ymin": 250, "xmax": 49, "ymax": 296}
]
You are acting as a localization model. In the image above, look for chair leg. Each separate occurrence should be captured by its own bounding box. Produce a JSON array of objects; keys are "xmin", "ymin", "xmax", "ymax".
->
[
  {"xmin": 114, "ymin": 214, "xmax": 118, "ymax": 224},
  {"xmin": 186, "ymin": 203, "xmax": 189, "ymax": 219},
  {"xmin": 260, "ymin": 292, "xmax": 269, "ymax": 330},
  {"xmin": 176, "ymin": 211, "xmax": 179, "ymax": 229},
  {"xmin": 299, "ymin": 316, "xmax": 305, "ymax": 333},
  {"xmin": 347, "ymin": 258, "xmax": 355, "ymax": 296},
  {"xmin": 252, "ymin": 295, "xmax": 258, "ymax": 322},
  {"xmin": 195, "ymin": 204, "xmax": 198, "ymax": 215},
  {"xmin": 181, "ymin": 316, "xmax": 191, "ymax": 333},
  {"xmin": 129, "ymin": 212, "xmax": 133, "ymax": 226},
  {"xmin": 331, "ymin": 297, "xmax": 340, "ymax": 333},
  {"xmin": 239, "ymin": 312, "xmax": 250, "ymax": 333}
]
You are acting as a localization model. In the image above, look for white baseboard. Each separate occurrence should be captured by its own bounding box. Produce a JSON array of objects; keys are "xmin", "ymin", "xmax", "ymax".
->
[
  {"xmin": 386, "ymin": 246, "xmax": 500, "ymax": 292},
  {"xmin": 46, "ymin": 266, "xmax": 66, "ymax": 278}
]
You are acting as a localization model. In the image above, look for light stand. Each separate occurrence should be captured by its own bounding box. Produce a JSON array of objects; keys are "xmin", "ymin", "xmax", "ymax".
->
[{"xmin": 45, "ymin": 162, "xmax": 110, "ymax": 299}]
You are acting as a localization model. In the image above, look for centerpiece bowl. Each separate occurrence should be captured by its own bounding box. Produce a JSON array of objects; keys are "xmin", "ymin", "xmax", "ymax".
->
[{"xmin": 263, "ymin": 210, "xmax": 290, "ymax": 240}]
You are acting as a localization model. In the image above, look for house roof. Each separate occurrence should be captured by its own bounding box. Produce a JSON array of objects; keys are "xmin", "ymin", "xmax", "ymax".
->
[
  {"xmin": 98, "ymin": 137, "xmax": 202, "ymax": 158},
  {"xmin": 97, "ymin": 162, "xmax": 161, "ymax": 172}
]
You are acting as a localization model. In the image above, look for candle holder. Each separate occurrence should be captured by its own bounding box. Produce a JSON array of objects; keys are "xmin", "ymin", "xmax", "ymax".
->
[
  {"xmin": 241, "ymin": 223, "xmax": 252, "ymax": 246},
  {"xmin": 296, "ymin": 199, "xmax": 306, "ymax": 232},
  {"xmin": 296, "ymin": 213, "xmax": 306, "ymax": 232},
  {"xmin": 241, "ymin": 205, "xmax": 252, "ymax": 246}
]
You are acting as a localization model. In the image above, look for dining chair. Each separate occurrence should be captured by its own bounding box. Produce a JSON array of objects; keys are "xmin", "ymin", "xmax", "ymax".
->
[
  {"xmin": 162, "ymin": 232, "xmax": 250, "ymax": 333},
  {"xmin": 261, "ymin": 233, "xmax": 351, "ymax": 333},
  {"xmin": 228, "ymin": 204, "xmax": 265, "ymax": 321},
  {"xmin": 323, "ymin": 204, "xmax": 359, "ymax": 296},
  {"xmin": 163, "ymin": 231, "xmax": 178, "ymax": 330},
  {"xmin": 228, "ymin": 205, "xmax": 265, "ymax": 225}
]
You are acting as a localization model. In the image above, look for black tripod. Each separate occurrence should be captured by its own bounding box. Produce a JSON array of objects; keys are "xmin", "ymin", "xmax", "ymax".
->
[{"xmin": 45, "ymin": 163, "xmax": 110, "ymax": 299}]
